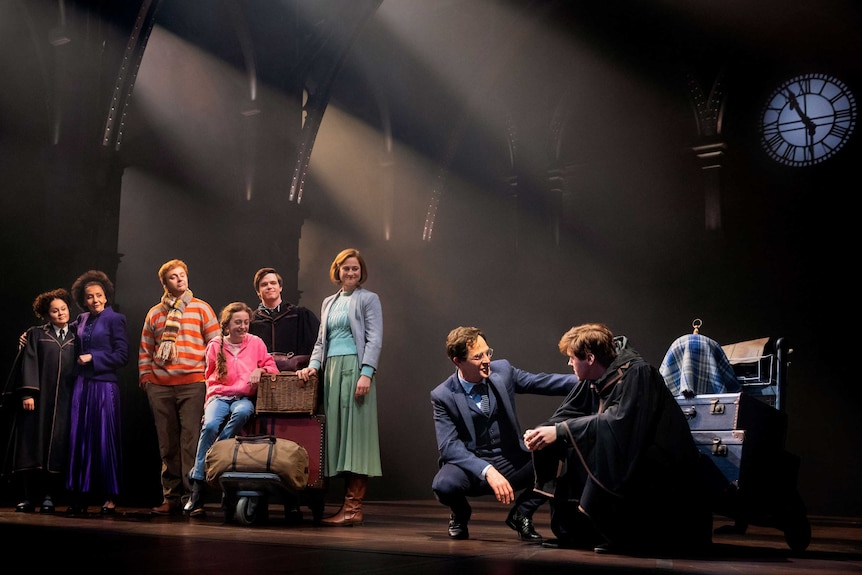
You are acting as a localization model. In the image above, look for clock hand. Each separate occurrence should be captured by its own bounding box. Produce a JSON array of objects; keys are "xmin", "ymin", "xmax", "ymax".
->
[{"xmin": 786, "ymin": 89, "xmax": 818, "ymax": 136}]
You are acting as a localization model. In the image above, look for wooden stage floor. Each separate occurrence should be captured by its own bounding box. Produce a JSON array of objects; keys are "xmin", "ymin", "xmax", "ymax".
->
[{"xmin": 1, "ymin": 500, "xmax": 860, "ymax": 574}]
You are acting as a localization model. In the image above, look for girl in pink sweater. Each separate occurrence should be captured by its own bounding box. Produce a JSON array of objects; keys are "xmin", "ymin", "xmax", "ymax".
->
[{"xmin": 185, "ymin": 302, "xmax": 278, "ymax": 517}]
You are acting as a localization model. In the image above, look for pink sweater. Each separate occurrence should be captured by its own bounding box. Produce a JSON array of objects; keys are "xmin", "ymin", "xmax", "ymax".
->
[{"xmin": 204, "ymin": 333, "xmax": 278, "ymax": 403}]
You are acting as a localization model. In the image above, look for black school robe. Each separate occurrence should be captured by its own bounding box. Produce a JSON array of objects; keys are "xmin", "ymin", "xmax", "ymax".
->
[
  {"xmin": 11, "ymin": 324, "xmax": 76, "ymax": 473},
  {"xmin": 250, "ymin": 304, "xmax": 320, "ymax": 357},
  {"xmin": 534, "ymin": 345, "xmax": 712, "ymax": 551}
]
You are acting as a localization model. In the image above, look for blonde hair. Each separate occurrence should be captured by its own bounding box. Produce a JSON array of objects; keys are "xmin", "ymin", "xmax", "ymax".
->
[{"xmin": 329, "ymin": 248, "xmax": 368, "ymax": 285}]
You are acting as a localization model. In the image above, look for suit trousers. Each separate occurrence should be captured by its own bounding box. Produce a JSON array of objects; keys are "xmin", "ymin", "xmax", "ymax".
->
[{"xmin": 432, "ymin": 452, "xmax": 546, "ymax": 518}]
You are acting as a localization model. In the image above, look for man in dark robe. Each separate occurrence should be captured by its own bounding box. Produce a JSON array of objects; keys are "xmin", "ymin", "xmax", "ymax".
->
[
  {"xmin": 525, "ymin": 323, "xmax": 713, "ymax": 555},
  {"xmin": 249, "ymin": 267, "xmax": 320, "ymax": 372},
  {"xmin": 247, "ymin": 267, "xmax": 321, "ymax": 522}
]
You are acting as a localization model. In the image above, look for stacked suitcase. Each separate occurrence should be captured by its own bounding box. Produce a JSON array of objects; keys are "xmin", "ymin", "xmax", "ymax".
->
[
  {"xmin": 678, "ymin": 390, "xmax": 787, "ymax": 485},
  {"xmin": 672, "ymin": 337, "xmax": 811, "ymax": 552}
]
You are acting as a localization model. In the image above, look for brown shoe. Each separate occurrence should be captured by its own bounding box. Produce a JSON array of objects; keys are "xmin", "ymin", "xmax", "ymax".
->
[{"xmin": 151, "ymin": 499, "xmax": 180, "ymax": 516}]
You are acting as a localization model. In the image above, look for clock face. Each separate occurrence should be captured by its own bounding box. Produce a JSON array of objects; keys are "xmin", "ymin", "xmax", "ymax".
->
[{"xmin": 760, "ymin": 73, "xmax": 857, "ymax": 167}]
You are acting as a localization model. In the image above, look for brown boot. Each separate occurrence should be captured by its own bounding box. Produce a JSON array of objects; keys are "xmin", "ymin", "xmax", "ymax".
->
[{"xmin": 321, "ymin": 474, "xmax": 366, "ymax": 526}]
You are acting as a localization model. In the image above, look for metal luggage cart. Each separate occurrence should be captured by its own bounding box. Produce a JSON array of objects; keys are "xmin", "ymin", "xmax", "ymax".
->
[
  {"xmin": 219, "ymin": 471, "xmax": 302, "ymax": 526},
  {"xmin": 221, "ymin": 414, "xmax": 327, "ymax": 527},
  {"xmin": 713, "ymin": 335, "xmax": 810, "ymax": 552},
  {"xmin": 662, "ymin": 325, "xmax": 811, "ymax": 552}
]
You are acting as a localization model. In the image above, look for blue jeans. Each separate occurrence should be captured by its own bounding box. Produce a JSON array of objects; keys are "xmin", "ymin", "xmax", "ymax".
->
[{"xmin": 189, "ymin": 396, "xmax": 255, "ymax": 481}]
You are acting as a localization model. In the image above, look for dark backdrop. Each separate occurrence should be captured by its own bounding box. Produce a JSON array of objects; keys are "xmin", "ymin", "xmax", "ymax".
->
[{"xmin": 2, "ymin": 1, "xmax": 860, "ymax": 518}]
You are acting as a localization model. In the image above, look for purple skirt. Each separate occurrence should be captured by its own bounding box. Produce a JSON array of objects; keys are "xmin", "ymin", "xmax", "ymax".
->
[{"xmin": 67, "ymin": 376, "xmax": 122, "ymax": 496}]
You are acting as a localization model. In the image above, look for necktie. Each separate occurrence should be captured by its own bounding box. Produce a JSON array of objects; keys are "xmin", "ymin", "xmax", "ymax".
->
[
  {"xmin": 59, "ymin": 329, "xmax": 65, "ymax": 341},
  {"xmin": 475, "ymin": 383, "xmax": 490, "ymax": 415}
]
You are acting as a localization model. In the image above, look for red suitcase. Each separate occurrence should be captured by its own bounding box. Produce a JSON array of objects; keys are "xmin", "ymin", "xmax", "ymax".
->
[{"xmin": 251, "ymin": 414, "xmax": 326, "ymax": 489}]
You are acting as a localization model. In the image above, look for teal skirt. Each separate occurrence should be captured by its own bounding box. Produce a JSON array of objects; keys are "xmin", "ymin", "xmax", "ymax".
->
[{"xmin": 322, "ymin": 355, "xmax": 382, "ymax": 477}]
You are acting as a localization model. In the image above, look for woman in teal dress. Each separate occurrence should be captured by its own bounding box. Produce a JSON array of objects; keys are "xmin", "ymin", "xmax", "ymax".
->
[{"xmin": 297, "ymin": 248, "xmax": 382, "ymax": 526}]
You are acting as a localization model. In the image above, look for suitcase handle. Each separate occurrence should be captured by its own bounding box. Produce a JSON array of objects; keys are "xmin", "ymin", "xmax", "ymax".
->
[
  {"xmin": 230, "ymin": 435, "xmax": 277, "ymax": 473},
  {"xmin": 235, "ymin": 434, "xmax": 277, "ymax": 445}
]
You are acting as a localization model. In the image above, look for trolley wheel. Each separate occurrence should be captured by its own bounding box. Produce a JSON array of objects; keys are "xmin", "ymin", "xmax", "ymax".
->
[{"xmin": 236, "ymin": 495, "xmax": 267, "ymax": 526}]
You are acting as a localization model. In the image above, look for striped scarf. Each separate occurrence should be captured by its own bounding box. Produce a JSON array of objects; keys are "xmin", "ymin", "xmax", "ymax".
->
[{"xmin": 155, "ymin": 289, "xmax": 193, "ymax": 364}]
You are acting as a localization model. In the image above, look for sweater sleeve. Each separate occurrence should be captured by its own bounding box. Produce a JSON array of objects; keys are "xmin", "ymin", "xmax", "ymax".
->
[{"xmin": 138, "ymin": 308, "xmax": 158, "ymax": 383}]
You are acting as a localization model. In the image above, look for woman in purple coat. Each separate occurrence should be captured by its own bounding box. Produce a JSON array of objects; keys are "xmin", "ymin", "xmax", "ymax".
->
[{"xmin": 66, "ymin": 270, "xmax": 129, "ymax": 515}]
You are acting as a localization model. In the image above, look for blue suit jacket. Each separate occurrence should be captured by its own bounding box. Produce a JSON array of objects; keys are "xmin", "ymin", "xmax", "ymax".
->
[{"xmin": 431, "ymin": 359, "xmax": 576, "ymax": 480}]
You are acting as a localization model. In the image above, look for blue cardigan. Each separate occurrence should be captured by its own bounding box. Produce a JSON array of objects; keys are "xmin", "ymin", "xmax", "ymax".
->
[{"xmin": 309, "ymin": 287, "xmax": 383, "ymax": 376}]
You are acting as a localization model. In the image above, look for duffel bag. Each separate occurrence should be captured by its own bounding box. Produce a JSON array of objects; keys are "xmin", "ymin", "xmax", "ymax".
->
[{"xmin": 205, "ymin": 434, "xmax": 309, "ymax": 491}]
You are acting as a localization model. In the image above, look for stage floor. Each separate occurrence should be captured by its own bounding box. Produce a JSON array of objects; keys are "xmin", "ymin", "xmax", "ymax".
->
[{"xmin": 1, "ymin": 500, "xmax": 860, "ymax": 574}]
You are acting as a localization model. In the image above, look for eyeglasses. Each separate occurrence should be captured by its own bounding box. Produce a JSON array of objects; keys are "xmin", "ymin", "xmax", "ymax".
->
[{"xmin": 468, "ymin": 348, "xmax": 493, "ymax": 361}]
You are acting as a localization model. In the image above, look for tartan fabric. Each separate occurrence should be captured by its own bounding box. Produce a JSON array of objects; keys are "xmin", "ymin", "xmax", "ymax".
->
[{"xmin": 659, "ymin": 333, "xmax": 741, "ymax": 397}]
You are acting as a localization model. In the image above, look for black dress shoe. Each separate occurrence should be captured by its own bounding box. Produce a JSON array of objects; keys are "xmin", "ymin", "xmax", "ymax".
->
[
  {"xmin": 506, "ymin": 509, "xmax": 543, "ymax": 542},
  {"xmin": 447, "ymin": 513, "xmax": 470, "ymax": 540},
  {"xmin": 285, "ymin": 506, "xmax": 303, "ymax": 525},
  {"xmin": 101, "ymin": 505, "xmax": 116, "ymax": 515},
  {"xmin": 541, "ymin": 538, "xmax": 581, "ymax": 549},
  {"xmin": 594, "ymin": 542, "xmax": 639, "ymax": 555},
  {"xmin": 39, "ymin": 499, "xmax": 56, "ymax": 514},
  {"xmin": 15, "ymin": 501, "xmax": 34, "ymax": 513}
]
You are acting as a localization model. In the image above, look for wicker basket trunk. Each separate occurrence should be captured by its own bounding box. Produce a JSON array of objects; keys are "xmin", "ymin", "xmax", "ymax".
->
[{"xmin": 256, "ymin": 372, "xmax": 318, "ymax": 414}]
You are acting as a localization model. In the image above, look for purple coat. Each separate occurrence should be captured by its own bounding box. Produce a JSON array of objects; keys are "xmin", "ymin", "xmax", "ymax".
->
[{"xmin": 72, "ymin": 306, "xmax": 129, "ymax": 382}]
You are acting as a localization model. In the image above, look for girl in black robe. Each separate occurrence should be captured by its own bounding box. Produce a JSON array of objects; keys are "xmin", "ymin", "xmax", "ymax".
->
[{"xmin": 9, "ymin": 289, "xmax": 76, "ymax": 513}]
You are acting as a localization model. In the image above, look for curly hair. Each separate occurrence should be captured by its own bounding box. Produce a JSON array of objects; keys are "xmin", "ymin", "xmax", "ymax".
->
[
  {"xmin": 329, "ymin": 248, "xmax": 368, "ymax": 286},
  {"xmin": 32, "ymin": 288, "xmax": 73, "ymax": 320},
  {"xmin": 215, "ymin": 302, "xmax": 254, "ymax": 380},
  {"xmin": 70, "ymin": 270, "xmax": 115, "ymax": 310},
  {"xmin": 445, "ymin": 326, "xmax": 486, "ymax": 361}
]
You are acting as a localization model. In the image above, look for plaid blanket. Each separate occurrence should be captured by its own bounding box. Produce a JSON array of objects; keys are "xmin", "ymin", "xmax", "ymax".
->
[{"xmin": 659, "ymin": 334, "xmax": 741, "ymax": 397}]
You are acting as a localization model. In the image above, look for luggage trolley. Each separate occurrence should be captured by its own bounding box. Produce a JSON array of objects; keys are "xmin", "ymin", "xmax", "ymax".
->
[
  {"xmin": 662, "ymin": 323, "xmax": 811, "ymax": 552},
  {"xmin": 219, "ymin": 372, "xmax": 328, "ymax": 526},
  {"xmin": 219, "ymin": 471, "xmax": 284, "ymax": 526}
]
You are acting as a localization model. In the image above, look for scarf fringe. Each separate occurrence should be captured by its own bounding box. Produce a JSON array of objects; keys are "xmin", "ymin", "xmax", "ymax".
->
[{"xmin": 155, "ymin": 341, "xmax": 178, "ymax": 364}]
